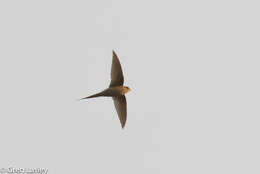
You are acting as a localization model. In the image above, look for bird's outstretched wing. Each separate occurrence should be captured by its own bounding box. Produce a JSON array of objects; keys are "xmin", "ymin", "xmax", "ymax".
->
[
  {"xmin": 109, "ymin": 50, "xmax": 124, "ymax": 87},
  {"xmin": 112, "ymin": 95, "xmax": 127, "ymax": 128}
]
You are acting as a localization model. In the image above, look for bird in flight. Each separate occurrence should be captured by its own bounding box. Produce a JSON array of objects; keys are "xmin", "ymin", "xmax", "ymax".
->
[{"xmin": 81, "ymin": 50, "xmax": 131, "ymax": 128}]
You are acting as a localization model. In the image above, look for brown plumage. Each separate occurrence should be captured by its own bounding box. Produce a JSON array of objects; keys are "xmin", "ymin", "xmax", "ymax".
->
[{"xmin": 81, "ymin": 50, "xmax": 130, "ymax": 128}]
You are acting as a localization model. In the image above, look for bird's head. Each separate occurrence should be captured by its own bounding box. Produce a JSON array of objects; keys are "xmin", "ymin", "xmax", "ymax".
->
[{"xmin": 122, "ymin": 86, "xmax": 131, "ymax": 94}]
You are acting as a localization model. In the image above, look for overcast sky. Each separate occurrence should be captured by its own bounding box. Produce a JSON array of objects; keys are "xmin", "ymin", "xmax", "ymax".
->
[{"xmin": 0, "ymin": 0, "xmax": 260, "ymax": 173}]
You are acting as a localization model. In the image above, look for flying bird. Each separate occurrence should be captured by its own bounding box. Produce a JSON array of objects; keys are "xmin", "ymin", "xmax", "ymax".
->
[{"xmin": 81, "ymin": 50, "xmax": 131, "ymax": 128}]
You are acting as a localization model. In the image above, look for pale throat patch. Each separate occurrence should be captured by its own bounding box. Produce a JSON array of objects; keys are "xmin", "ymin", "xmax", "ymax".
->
[{"xmin": 121, "ymin": 86, "xmax": 130, "ymax": 95}]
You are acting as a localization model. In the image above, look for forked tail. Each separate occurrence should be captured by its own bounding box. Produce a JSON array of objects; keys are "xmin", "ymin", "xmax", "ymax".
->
[{"xmin": 80, "ymin": 90, "xmax": 109, "ymax": 100}]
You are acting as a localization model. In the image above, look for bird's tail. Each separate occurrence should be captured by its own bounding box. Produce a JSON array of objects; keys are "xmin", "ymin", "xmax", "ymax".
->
[{"xmin": 80, "ymin": 90, "xmax": 109, "ymax": 100}]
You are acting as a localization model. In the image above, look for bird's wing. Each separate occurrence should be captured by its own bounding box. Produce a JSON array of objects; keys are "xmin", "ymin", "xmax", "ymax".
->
[
  {"xmin": 109, "ymin": 50, "xmax": 124, "ymax": 87},
  {"xmin": 112, "ymin": 95, "xmax": 127, "ymax": 128}
]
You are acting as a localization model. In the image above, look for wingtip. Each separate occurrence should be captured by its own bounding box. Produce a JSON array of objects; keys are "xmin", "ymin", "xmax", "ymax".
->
[
  {"xmin": 112, "ymin": 50, "xmax": 117, "ymax": 55},
  {"xmin": 121, "ymin": 123, "xmax": 126, "ymax": 129}
]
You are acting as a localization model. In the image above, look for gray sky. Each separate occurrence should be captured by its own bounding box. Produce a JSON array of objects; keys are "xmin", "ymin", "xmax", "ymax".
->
[{"xmin": 0, "ymin": 0, "xmax": 260, "ymax": 173}]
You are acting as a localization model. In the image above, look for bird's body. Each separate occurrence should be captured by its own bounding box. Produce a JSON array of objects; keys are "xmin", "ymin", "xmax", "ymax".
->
[
  {"xmin": 81, "ymin": 50, "xmax": 130, "ymax": 128},
  {"xmin": 83, "ymin": 86, "xmax": 130, "ymax": 99}
]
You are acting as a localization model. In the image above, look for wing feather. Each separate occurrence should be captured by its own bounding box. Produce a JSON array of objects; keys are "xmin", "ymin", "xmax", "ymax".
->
[
  {"xmin": 109, "ymin": 50, "xmax": 124, "ymax": 87},
  {"xmin": 112, "ymin": 95, "xmax": 127, "ymax": 128}
]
